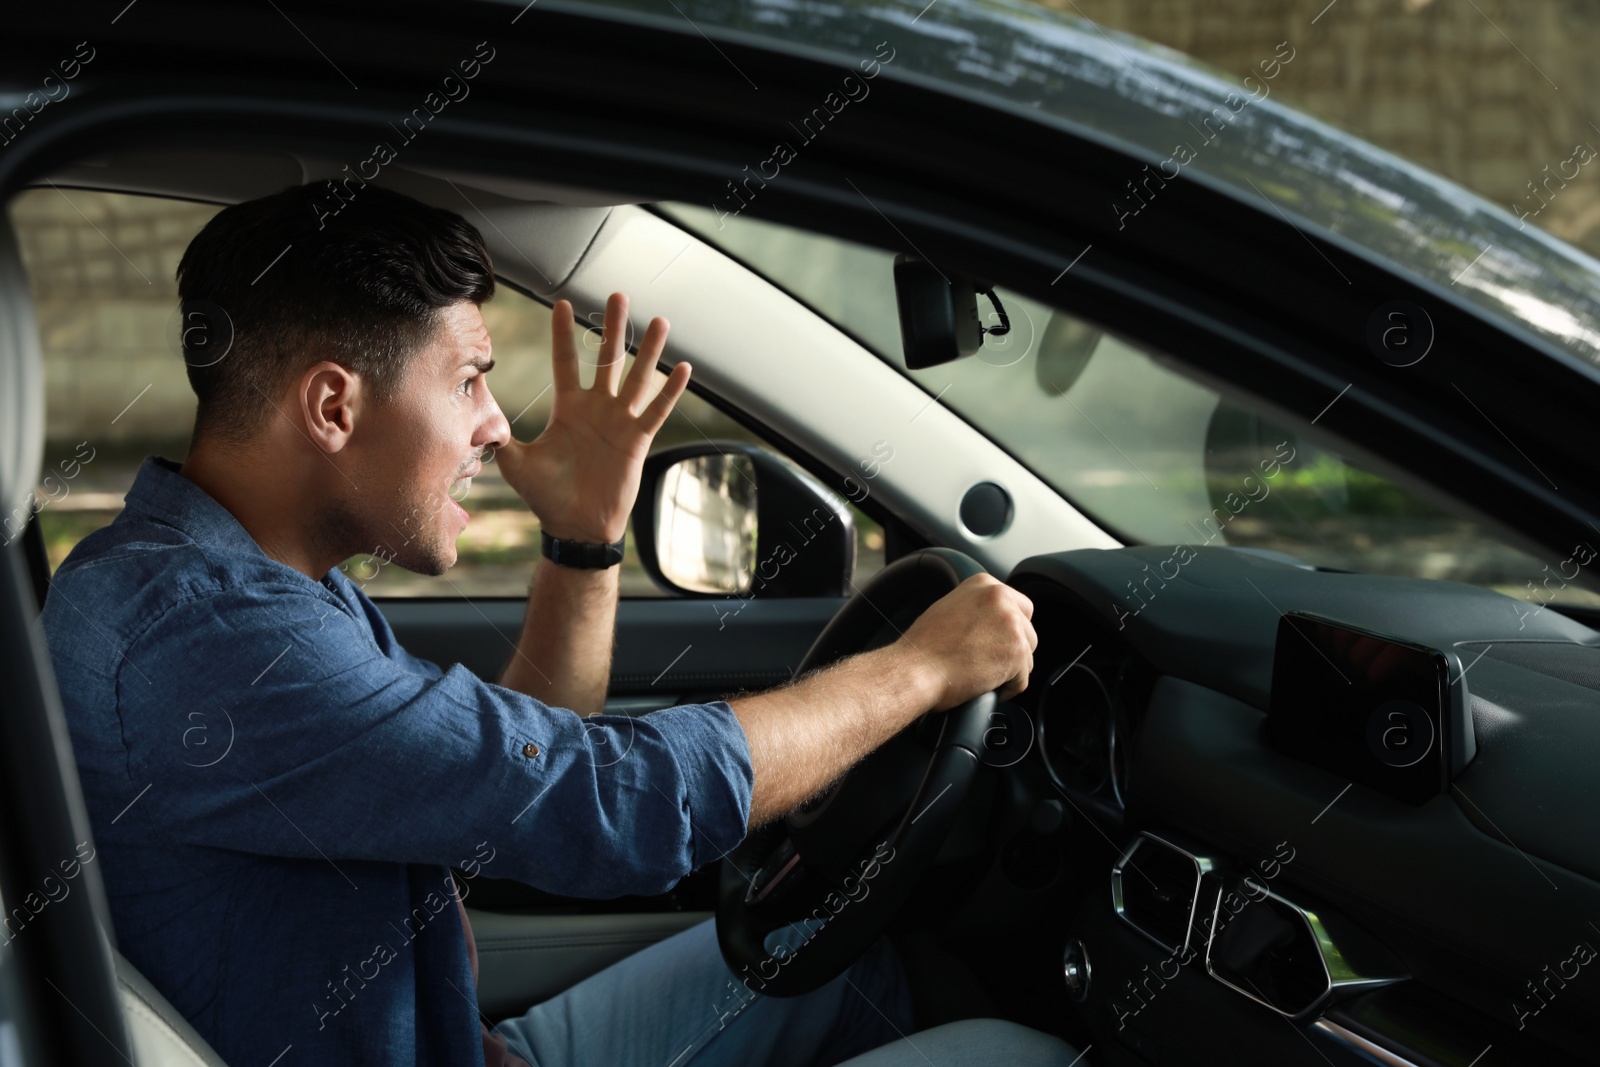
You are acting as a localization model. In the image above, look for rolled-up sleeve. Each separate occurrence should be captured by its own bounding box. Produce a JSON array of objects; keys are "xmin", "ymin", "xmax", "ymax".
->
[{"xmin": 115, "ymin": 585, "xmax": 753, "ymax": 898}]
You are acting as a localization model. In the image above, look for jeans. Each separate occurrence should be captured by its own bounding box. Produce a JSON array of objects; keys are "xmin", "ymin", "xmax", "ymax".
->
[{"xmin": 488, "ymin": 918, "xmax": 1083, "ymax": 1067}]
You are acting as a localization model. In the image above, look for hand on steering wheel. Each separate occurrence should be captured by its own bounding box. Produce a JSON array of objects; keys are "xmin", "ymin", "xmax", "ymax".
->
[{"xmin": 715, "ymin": 548, "xmax": 1023, "ymax": 997}]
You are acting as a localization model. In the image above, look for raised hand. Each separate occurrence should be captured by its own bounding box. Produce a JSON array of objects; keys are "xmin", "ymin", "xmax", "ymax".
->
[{"xmin": 493, "ymin": 292, "xmax": 691, "ymax": 543}]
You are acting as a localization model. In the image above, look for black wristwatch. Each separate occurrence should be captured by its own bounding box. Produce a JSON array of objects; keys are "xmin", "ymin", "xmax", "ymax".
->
[{"xmin": 540, "ymin": 529, "xmax": 626, "ymax": 569}]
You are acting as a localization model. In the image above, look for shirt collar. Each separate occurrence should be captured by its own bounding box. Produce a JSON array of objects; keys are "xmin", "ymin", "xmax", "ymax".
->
[{"xmin": 122, "ymin": 455, "xmax": 279, "ymax": 565}]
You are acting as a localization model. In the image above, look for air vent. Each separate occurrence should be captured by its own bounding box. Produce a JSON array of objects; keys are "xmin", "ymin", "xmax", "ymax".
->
[
  {"xmin": 1205, "ymin": 880, "xmax": 1405, "ymax": 1019},
  {"xmin": 1111, "ymin": 833, "xmax": 1214, "ymax": 955}
]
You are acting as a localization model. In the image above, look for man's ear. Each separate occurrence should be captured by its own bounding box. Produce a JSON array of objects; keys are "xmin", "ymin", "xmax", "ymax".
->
[{"xmin": 299, "ymin": 361, "xmax": 363, "ymax": 453}]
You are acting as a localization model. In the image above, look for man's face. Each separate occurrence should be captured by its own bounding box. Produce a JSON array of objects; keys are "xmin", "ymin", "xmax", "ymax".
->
[{"xmin": 343, "ymin": 300, "xmax": 510, "ymax": 576}]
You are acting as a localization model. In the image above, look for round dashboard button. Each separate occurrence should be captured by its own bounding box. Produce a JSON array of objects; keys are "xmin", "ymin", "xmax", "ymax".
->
[{"xmin": 1063, "ymin": 938, "xmax": 1092, "ymax": 1002}]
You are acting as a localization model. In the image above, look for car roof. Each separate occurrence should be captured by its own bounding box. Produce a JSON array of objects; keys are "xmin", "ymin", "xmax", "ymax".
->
[{"xmin": 569, "ymin": 0, "xmax": 1600, "ymax": 377}]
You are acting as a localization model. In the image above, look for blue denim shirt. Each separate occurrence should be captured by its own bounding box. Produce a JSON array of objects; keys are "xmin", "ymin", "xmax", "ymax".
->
[{"xmin": 38, "ymin": 456, "xmax": 754, "ymax": 1066}]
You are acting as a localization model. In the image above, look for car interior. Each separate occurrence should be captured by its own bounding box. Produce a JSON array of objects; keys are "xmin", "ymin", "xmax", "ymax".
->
[{"xmin": 5, "ymin": 128, "xmax": 1600, "ymax": 1067}]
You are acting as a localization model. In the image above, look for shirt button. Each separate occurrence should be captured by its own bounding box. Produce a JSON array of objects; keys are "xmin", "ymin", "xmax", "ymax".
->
[{"xmin": 522, "ymin": 743, "xmax": 540, "ymax": 758}]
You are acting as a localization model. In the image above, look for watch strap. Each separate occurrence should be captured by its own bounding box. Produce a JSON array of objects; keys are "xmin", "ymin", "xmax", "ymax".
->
[{"xmin": 541, "ymin": 529, "xmax": 625, "ymax": 569}]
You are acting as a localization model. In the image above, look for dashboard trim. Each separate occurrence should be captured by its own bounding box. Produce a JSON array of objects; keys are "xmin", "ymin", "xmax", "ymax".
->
[
  {"xmin": 1309, "ymin": 1019, "xmax": 1423, "ymax": 1067},
  {"xmin": 1110, "ymin": 831, "xmax": 1216, "ymax": 957}
]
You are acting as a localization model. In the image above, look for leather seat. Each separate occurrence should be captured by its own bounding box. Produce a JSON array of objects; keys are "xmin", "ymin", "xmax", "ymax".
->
[{"xmin": 114, "ymin": 950, "xmax": 229, "ymax": 1067}]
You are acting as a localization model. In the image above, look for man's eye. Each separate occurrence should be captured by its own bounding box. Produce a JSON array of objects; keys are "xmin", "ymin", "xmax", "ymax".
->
[{"xmin": 459, "ymin": 376, "xmax": 476, "ymax": 395}]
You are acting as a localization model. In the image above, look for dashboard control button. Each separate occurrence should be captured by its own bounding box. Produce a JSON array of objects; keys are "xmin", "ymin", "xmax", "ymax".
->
[
  {"xmin": 1063, "ymin": 938, "xmax": 1091, "ymax": 1002},
  {"xmin": 1031, "ymin": 798, "xmax": 1066, "ymax": 835}
]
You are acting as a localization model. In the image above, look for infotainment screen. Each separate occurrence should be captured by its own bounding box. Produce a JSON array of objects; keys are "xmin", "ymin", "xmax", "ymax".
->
[{"xmin": 1267, "ymin": 612, "xmax": 1458, "ymax": 806}]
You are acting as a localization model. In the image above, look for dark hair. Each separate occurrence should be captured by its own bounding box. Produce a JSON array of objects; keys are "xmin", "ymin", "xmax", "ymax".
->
[{"xmin": 175, "ymin": 181, "xmax": 495, "ymax": 446}]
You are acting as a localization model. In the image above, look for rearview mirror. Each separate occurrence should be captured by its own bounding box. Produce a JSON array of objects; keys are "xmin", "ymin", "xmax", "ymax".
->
[
  {"xmin": 893, "ymin": 254, "xmax": 1010, "ymax": 369},
  {"xmin": 1035, "ymin": 313, "xmax": 1103, "ymax": 396}
]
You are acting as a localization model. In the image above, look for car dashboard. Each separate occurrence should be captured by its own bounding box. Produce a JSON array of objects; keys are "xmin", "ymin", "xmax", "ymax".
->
[{"xmin": 997, "ymin": 544, "xmax": 1600, "ymax": 1066}]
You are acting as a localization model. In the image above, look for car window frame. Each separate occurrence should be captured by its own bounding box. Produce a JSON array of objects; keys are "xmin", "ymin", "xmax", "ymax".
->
[{"xmin": 4, "ymin": 185, "xmax": 901, "ymax": 606}]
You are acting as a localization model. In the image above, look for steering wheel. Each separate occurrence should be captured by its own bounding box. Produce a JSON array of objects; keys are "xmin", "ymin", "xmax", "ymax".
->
[{"xmin": 715, "ymin": 547, "xmax": 999, "ymax": 997}]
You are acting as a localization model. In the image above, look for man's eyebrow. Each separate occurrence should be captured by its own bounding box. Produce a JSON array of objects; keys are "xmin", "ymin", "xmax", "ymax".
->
[{"xmin": 458, "ymin": 356, "xmax": 495, "ymax": 373}]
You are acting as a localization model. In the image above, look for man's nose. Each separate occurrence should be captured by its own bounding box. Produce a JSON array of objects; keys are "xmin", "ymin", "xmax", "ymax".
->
[{"xmin": 477, "ymin": 384, "xmax": 512, "ymax": 452}]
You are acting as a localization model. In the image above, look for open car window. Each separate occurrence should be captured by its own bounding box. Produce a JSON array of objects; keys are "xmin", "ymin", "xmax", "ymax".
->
[
  {"xmin": 6, "ymin": 188, "xmax": 884, "ymax": 599},
  {"xmin": 659, "ymin": 201, "xmax": 1600, "ymax": 614}
]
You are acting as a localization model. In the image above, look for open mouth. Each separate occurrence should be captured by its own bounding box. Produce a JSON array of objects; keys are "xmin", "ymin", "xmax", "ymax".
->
[
  {"xmin": 447, "ymin": 463, "xmax": 480, "ymax": 522},
  {"xmin": 449, "ymin": 461, "xmax": 482, "ymax": 501}
]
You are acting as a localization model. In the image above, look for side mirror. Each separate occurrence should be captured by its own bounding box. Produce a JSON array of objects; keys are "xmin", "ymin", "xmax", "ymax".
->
[{"xmin": 632, "ymin": 442, "xmax": 856, "ymax": 598}]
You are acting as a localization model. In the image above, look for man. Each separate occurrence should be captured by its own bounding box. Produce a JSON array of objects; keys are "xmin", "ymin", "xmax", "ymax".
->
[{"xmin": 41, "ymin": 182, "xmax": 1072, "ymax": 1066}]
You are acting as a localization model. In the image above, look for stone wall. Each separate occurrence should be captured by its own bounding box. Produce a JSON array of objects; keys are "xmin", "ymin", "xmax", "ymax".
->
[{"xmin": 1048, "ymin": 0, "xmax": 1598, "ymax": 251}]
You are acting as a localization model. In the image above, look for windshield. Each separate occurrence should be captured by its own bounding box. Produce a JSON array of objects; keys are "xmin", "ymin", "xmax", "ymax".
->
[
  {"xmin": 583, "ymin": 0, "xmax": 1600, "ymax": 376},
  {"xmin": 659, "ymin": 201, "xmax": 1600, "ymax": 611}
]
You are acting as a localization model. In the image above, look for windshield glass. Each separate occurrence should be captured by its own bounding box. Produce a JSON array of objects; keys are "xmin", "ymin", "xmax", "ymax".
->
[
  {"xmin": 659, "ymin": 201, "xmax": 1600, "ymax": 611},
  {"xmin": 587, "ymin": 0, "xmax": 1600, "ymax": 372}
]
